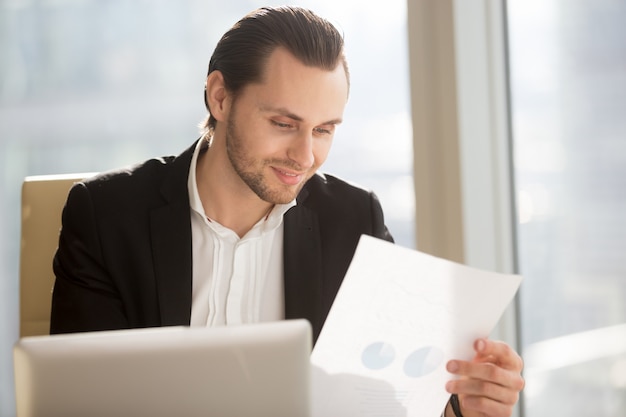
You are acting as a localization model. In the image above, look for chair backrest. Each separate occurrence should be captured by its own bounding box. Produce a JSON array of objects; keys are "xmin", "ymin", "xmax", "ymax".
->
[{"xmin": 19, "ymin": 173, "xmax": 94, "ymax": 337}]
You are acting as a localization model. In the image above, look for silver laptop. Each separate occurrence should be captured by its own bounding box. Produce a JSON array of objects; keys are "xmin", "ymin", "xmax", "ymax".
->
[{"xmin": 14, "ymin": 319, "xmax": 312, "ymax": 417}]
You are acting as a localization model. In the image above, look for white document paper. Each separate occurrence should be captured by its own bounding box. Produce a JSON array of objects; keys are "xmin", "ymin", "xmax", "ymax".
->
[{"xmin": 311, "ymin": 235, "xmax": 522, "ymax": 417}]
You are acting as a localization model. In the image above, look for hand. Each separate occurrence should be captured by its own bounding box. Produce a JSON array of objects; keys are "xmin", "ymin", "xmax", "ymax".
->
[{"xmin": 445, "ymin": 339, "xmax": 524, "ymax": 417}]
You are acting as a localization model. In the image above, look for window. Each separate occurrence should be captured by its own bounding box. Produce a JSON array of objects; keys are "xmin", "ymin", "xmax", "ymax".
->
[
  {"xmin": 417, "ymin": 2, "xmax": 626, "ymax": 415},
  {"xmin": 507, "ymin": 1, "xmax": 626, "ymax": 415}
]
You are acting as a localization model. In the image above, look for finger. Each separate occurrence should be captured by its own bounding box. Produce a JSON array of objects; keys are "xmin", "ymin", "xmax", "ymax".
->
[
  {"xmin": 457, "ymin": 392, "xmax": 517, "ymax": 417},
  {"xmin": 447, "ymin": 372, "xmax": 521, "ymax": 404},
  {"xmin": 447, "ymin": 360, "xmax": 525, "ymax": 392},
  {"xmin": 473, "ymin": 339, "xmax": 524, "ymax": 371}
]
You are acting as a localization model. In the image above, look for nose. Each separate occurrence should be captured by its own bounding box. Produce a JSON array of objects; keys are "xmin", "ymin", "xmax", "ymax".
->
[{"xmin": 287, "ymin": 131, "xmax": 315, "ymax": 170}]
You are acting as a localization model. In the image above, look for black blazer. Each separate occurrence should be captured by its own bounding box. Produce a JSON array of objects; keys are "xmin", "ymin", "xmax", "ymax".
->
[{"xmin": 50, "ymin": 140, "xmax": 393, "ymax": 343}]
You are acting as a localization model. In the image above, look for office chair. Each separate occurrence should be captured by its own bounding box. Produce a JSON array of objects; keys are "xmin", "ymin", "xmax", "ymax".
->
[{"xmin": 19, "ymin": 173, "xmax": 94, "ymax": 337}]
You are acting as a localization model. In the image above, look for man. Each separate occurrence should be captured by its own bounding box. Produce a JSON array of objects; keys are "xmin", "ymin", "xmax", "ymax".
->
[{"xmin": 50, "ymin": 6, "xmax": 524, "ymax": 417}]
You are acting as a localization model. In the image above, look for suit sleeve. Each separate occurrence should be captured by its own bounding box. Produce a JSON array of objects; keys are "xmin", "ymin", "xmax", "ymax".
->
[{"xmin": 50, "ymin": 182, "xmax": 129, "ymax": 334}]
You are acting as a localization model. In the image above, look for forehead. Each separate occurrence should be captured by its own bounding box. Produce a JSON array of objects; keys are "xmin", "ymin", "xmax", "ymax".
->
[{"xmin": 243, "ymin": 47, "xmax": 349, "ymax": 123}]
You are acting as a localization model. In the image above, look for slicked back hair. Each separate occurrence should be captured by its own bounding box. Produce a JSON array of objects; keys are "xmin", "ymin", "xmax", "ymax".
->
[{"xmin": 201, "ymin": 6, "xmax": 349, "ymax": 138}]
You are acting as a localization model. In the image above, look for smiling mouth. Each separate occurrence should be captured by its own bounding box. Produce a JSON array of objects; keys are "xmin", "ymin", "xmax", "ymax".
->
[
  {"xmin": 277, "ymin": 169, "xmax": 297, "ymax": 176},
  {"xmin": 273, "ymin": 167, "xmax": 305, "ymax": 185}
]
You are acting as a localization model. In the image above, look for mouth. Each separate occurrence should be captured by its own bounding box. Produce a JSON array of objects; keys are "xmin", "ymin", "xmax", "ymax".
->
[{"xmin": 272, "ymin": 167, "xmax": 305, "ymax": 186}]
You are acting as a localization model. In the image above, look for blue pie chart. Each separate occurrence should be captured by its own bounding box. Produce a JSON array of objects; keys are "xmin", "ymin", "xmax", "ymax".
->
[
  {"xmin": 403, "ymin": 346, "xmax": 444, "ymax": 378},
  {"xmin": 361, "ymin": 342, "xmax": 396, "ymax": 370}
]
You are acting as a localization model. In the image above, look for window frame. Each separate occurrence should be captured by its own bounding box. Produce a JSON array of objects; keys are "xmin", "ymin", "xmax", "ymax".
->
[{"xmin": 407, "ymin": 1, "xmax": 521, "ymax": 415}]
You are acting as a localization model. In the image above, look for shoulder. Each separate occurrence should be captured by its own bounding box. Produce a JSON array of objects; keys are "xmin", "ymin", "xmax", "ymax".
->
[
  {"xmin": 300, "ymin": 172, "xmax": 376, "ymax": 203},
  {"xmin": 79, "ymin": 141, "xmax": 196, "ymax": 199},
  {"xmin": 297, "ymin": 173, "xmax": 384, "ymax": 229},
  {"xmin": 292, "ymin": 171, "xmax": 394, "ymax": 251},
  {"xmin": 63, "ymin": 141, "xmax": 196, "ymax": 219},
  {"xmin": 82, "ymin": 155, "xmax": 175, "ymax": 191}
]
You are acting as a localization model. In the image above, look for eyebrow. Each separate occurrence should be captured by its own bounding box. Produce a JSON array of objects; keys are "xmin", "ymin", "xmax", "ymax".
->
[{"xmin": 259, "ymin": 105, "xmax": 343, "ymax": 126}]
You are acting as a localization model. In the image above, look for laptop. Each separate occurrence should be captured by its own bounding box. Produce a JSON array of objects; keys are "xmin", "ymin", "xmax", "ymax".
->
[{"xmin": 13, "ymin": 319, "xmax": 312, "ymax": 417}]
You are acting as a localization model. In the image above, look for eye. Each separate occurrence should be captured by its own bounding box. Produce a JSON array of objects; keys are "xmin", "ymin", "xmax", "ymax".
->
[
  {"xmin": 313, "ymin": 126, "xmax": 334, "ymax": 136},
  {"xmin": 270, "ymin": 120, "xmax": 293, "ymax": 129}
]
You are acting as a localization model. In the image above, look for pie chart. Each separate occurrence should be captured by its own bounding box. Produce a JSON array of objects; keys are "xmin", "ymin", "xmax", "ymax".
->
[
  {"xmin": 361, "ymin": 342, "xmax": 396, "ymax": 370},
  {"xmin": 403, "ymin": 346, "xmax": 444, "ymax": 378}
]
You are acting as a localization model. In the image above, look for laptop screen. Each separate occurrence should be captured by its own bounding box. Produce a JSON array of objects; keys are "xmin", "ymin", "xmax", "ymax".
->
[{"xmin": 14, "ymin": 320, "xmax": 312, "ymax": 417}]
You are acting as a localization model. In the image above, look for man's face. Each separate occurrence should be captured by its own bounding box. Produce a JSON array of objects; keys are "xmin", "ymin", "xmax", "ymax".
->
[{"xmin": 224, "ymin": 47, "xmax": 349, "ymax": 204}]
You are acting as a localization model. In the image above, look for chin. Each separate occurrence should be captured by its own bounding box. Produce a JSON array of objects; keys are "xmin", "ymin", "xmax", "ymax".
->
[
  {"xmin": 259, "ymin": 185, "xmax": 303, "ymax": 205},
  {"xmin": 263, "ymin": 193, "xmax": 297, "ymax": 205}
]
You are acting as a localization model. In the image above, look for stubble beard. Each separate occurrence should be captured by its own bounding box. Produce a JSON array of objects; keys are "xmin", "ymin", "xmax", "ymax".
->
[{"xmin": 225, "ymin": 116, "xmax": 309, "ymax": 205}]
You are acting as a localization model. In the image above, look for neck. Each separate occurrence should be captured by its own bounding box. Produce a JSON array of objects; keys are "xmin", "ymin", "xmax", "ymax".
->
[{"xmin": 196, "ymin": 140, "xmax": 274, "ymax": 238}]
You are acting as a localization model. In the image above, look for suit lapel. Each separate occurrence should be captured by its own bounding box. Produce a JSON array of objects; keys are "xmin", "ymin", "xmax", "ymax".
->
[
  {"xmin": 149, "ymin": 142, "xmax": 196, "ymax": 326},
  {"xmin": 283, "ymin": 196, "xmax": 324, "ymax": 342}
]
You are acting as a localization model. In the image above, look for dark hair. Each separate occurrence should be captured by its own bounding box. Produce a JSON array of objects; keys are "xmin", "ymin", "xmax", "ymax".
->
[{"xmin": 201, "ymin": 6, "xmax": 349, "ymax": 137}]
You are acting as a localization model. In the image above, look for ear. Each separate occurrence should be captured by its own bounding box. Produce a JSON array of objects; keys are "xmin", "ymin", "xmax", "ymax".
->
[{"xmin": 205, "ymin": 71, "xmax": 230, "ymax": 122}]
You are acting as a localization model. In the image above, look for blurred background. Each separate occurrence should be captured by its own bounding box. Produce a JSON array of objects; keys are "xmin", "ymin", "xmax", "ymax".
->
[
  {"xmin": 1, "ymin": 0, "xmax": 625, "ymax": 416},
  {"xmin": 509, "ymin": 0, "xmax": 626, "ymax": 415}
]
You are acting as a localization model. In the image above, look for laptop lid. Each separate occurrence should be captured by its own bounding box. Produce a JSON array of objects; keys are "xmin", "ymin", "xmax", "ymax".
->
[{"xmin": 14, "ymin": 319, "xmax": 312, "ymax": 417}]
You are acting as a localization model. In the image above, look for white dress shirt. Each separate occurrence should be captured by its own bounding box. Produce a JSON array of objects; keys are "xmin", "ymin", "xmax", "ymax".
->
[{"xmin": 187, "ymin": 140, "xmax": 296, "ymax": 326}]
